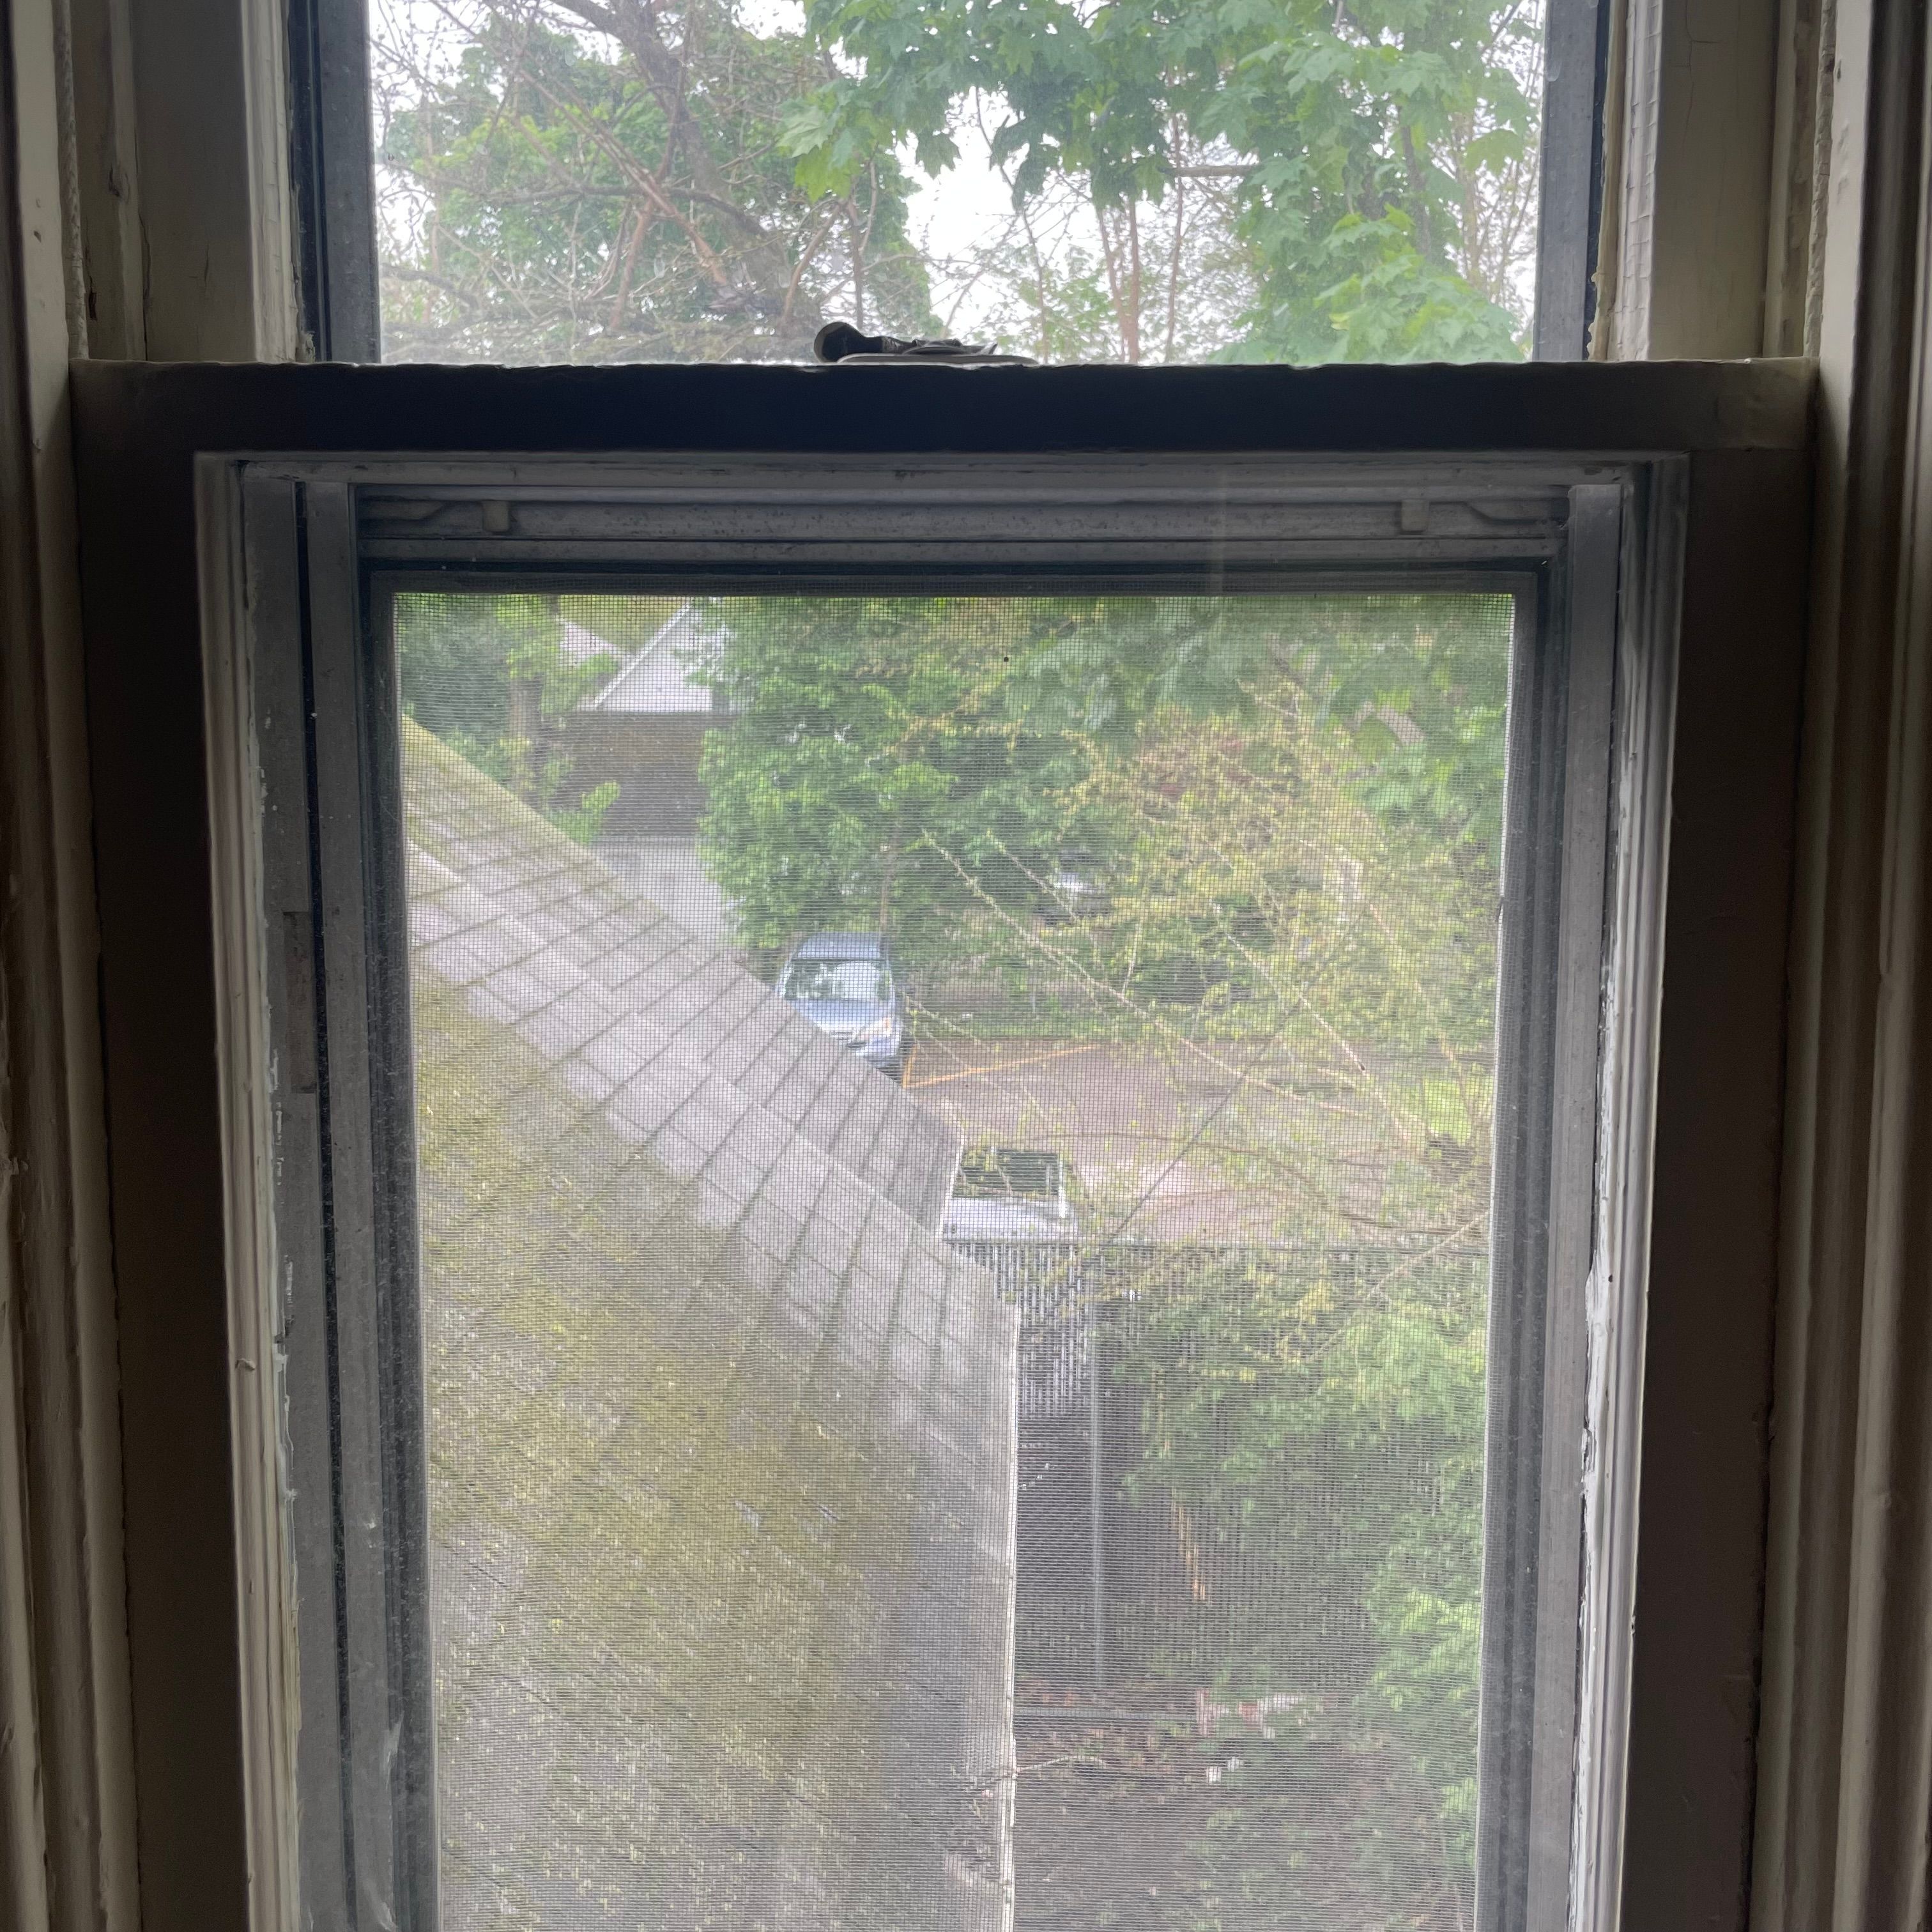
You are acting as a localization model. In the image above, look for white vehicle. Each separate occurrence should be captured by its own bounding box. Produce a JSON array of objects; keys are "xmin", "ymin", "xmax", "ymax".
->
[{"xmin": 942, "ymin": 1147, "xmax": 1078, "ymax": 1241}]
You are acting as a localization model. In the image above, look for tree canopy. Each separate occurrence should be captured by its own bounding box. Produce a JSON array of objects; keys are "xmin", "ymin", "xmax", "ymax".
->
[
  {"xmin": 696, "ymin": 591, "xmax": 1508, "ymax": 967},
  {"xmin": 371, "ymin": 0, "xmax": 1540, "ymax": 362},
  {"xmin": 694, "ymin": 597, "xmax": 1110, "ymax": 947},
  {"xmin": 401, "ymin": 581, "xmax": 1512, "ymax": 1915}
]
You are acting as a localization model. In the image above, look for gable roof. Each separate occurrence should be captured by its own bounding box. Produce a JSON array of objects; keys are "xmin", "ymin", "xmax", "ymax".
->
[
  {"xmin": 405, "ymin": 721, "xmax": 962, "ymax": 1229},
  {"xmin": 578, "ymin": 602, "xmax": 719, "ymax": 713},
  {"xmin": 558, "ymin": 613, "xmax": 620, "ymax": 668},
  {"xmin": 402, "ymin": 724, "xmax": 1015, "ymax": 1931}
]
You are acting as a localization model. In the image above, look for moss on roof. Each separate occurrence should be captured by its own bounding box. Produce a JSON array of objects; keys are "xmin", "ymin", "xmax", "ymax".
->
[
  {"xmin": 404, "ymin": 717, "xmax": 962, "ymax": 1230},
  {"xmin": 404, "ymin": 737, "xmax": 1015, "ymax": 1932}
]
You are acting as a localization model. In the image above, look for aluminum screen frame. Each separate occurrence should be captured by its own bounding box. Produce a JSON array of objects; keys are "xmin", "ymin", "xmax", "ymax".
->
[{"xmin": 208, "ymin": 450, "xmax": 1682, "ymax": 1932}]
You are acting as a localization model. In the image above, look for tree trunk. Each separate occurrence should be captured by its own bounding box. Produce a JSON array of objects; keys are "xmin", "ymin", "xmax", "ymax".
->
[
  {"xmin": 508, "ymin": 677, "xmax": 545, "ymax": 802},
  {"xmin": 556, "ymin": 0, "xmax": 822, "ymax": 342}
]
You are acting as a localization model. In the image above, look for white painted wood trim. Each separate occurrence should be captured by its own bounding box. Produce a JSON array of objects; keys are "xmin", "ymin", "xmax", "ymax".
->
[
  {"xmin": 1594, "ymin": 0, "xmax": 1784, "ymax": 357},
  {"xmin": 1570, "ymin": 459, "xmax": 1684, "ymax": 1932},
  {"xmin": 1, "ymin": 4, "xmax": 140, "ymax": 1931},
  {"xmin": 1750, "ymin": 0, "xmax": 1932, "ymax": 1923},
  {"xmin": 126, "ymin": 0, "xmax": 300, "ymax": 360}
]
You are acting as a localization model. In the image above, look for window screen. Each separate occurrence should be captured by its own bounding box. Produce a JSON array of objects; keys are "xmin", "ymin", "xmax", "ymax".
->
[
  {"xmin": 396, "ymin": 588, "xmax": 1508, "ymax": 1931},
  {"xmin": 240, "ymin": 459, "xmax": 1643, "ymax": 1932}
]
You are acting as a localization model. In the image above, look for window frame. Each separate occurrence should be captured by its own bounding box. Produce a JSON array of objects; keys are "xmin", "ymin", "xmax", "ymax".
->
[
  {"xmin": 217, "ymin": 445, "xmax": 1668, "ymax": 1932},
  {"xmin": 68, "ymin": 356, "xmax": 1809, "ymax": 1932},
  {"xmin": 289, "ymin": 0, "xmax": 382, "ymax": 362}
]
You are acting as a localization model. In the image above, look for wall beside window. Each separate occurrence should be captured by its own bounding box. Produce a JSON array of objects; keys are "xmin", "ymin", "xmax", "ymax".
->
[{"xmin": 0, "ymin": 8, "xmax": 138, "ymax": 1932}]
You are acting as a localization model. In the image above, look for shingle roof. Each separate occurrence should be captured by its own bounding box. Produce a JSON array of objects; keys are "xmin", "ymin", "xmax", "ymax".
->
[
  {"xmin": 404, "ymin": 724, "xmax": 1016, "ymax": 1932},
  {"xmin": 406, "ymin": 722, "xmax": 962, "ymax": 1229}
]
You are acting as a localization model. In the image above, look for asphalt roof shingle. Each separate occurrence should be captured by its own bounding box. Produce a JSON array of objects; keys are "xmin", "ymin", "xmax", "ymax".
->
[
  {"xmin": 406, "ymin": 723, "xmax": 962, "ymax": 1230},
  {"xmin": 404, "ymin": 726, "xmax": 1016, "ymax": 1932}
]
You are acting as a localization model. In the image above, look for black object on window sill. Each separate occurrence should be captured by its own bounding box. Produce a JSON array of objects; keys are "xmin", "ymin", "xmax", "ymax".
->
[{"xmin": 813, "ymin": 319, "xmax": 1038, "ymax": 367}]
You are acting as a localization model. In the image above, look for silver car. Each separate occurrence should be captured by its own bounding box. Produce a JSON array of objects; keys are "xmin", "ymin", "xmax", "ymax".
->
[{"xmin": 776, "ymin": 931, "xmax": 907, "ymax": 1081}]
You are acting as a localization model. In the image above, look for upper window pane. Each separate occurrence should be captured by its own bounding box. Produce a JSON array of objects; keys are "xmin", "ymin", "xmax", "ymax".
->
[{"xmin": 367, "ymin": 0, "xmax": 1545, "ymax": 364}]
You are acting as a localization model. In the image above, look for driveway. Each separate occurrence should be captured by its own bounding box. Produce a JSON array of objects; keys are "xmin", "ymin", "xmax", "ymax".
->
[{"xmin": 903, "ymin": 1035, "xmax": 1395, "ymax": 1241}]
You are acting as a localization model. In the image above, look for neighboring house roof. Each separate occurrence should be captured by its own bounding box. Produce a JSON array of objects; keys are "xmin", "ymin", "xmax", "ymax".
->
[
  {"xmin": 406, "ymin": 723, "xmax": 961, "ymax": 1228},
  {"xmin": 579, "ymin": 602, "xmax": 719, "ymax": 713},
  {"xmin": 558, "ymin": 614, "xmax": 619, "ymax": 668},
  {"xmin": 401, "ymin": 722, "xmax": 1015, "ymax": 1932}
]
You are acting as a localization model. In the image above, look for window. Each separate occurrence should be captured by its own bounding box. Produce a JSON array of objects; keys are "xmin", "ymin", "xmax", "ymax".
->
[
  {"xmin": 777, "ymin": 957, "xmax": 894, "ymax": 1009},
  {"xmin": 217, "ymin": 450, "xmax": 1674, "ymax": 1932},
  {"xmin": 300, "ymin": 0, "xmax": 1606, "ymax": 363}
]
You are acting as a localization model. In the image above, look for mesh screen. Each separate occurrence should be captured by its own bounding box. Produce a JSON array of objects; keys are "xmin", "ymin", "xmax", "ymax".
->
[{"xmin": 397, "ymin": 589, "xmax": 1511, "ymax": 1931}]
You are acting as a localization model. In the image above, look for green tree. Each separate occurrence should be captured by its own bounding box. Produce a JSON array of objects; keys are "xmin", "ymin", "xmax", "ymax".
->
[
  {"xmin": 694, "ymin": 596, "xmax": 1106, "ymax": 953},
  {"xmin": 1071, "ymin": 681, "xmax": 1496, "ymax": 1917},
  {"xmin": 372, "ymin": 0, "xmax": 1540, "ymax": 364},
  {"xmin": 1008, "ymin": 591, "xmax": 1512, "ymax": 849},
  {"xmin": 698, "ymin": 590, "xmax": 1508, "ymax": 974},
  {"xmin": 396, "ymin": 592, "xmax": 623, "ymax": 842},
  {"xmin": 785, "ymin": 0, "xmax": 1539, "ymax": 362},
  {"xmin": 1125, "ymin": 1250, "xmax": 1487, "ymax": 1925},
  {"xmin": 374, "ymin": 1, "xmax": 939, "ymax": 361}
]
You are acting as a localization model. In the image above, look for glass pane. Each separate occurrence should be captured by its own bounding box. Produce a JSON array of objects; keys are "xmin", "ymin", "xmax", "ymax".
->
[
  {"xmin": 398, "ymin": 588, "xmax": 1510, "ymax": 1929},
  {"xmin": 367, "ymin": 1, "xmax": 1544, "ymax": 365}
]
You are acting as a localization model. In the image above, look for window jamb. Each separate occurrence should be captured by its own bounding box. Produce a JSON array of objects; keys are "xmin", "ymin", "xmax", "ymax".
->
[
  {"xmin": 288, "ymin": 0, "xmax": 381, "ymax": 362},
  {"xmin": 1533, "ymin": 0, "xmax": 1616, "ymax": 358}
]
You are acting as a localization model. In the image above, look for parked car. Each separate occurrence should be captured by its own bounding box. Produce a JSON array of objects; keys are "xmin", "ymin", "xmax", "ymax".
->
[
  {"xmin": 942, "ymin": 1146, "xmax": 1080, "ymax": 1240},
  {"xmin": 776, "ymin": 931, "xmax": 908, "ymax": 1080}
]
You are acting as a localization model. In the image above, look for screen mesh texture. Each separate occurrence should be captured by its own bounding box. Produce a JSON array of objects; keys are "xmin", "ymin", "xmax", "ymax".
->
[{"xmin": 396, "ymin": 589, "xmax": 1510, "ymax": 1932}]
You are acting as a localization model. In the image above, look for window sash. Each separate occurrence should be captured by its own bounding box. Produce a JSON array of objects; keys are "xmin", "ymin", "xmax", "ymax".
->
[{"xmin": 219, "ymin": 450, "xmax": 1678, "ymax": 1932}]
